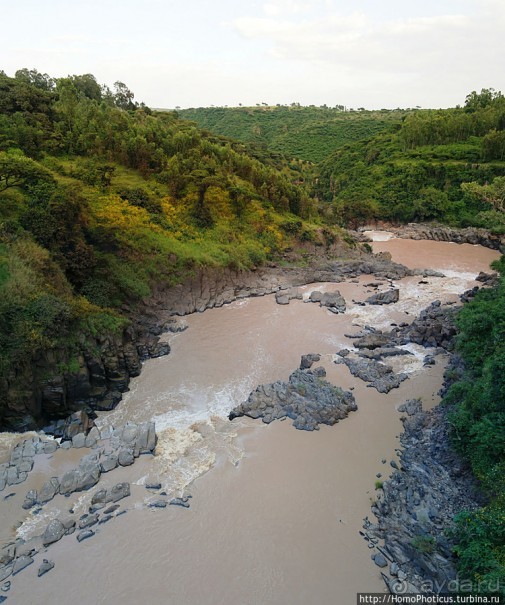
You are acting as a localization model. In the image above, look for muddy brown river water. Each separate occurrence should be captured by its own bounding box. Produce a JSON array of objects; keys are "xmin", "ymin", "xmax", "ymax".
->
[{"xmin": 0, "ymin": 234, "xmax": 500, "ymax": 605}]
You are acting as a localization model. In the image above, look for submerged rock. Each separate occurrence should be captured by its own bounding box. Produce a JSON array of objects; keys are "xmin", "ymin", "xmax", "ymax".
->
[
  {"xmin": 169, "ymin": 497, "xmax": 190, "ymax": 509},
  {"xmin": 12, "ymin": 555, "xmax": 33, "ymax": 575},
  {"xmin": 76, "ymin": 530, "xmax": 95, "ymax": 543},
  {"xmin": 91, "ymin": 483, "xmax": 130, "ymax": 505}
]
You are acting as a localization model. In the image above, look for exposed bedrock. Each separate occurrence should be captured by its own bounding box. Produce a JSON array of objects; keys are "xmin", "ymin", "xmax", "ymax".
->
[
  {"xmin": 364, "ymin": 399, "xmax": 482, "ymax": 595},
  {"xmin": 229, "ymin": 362, "xmax": 357, "ymax": 431},
  {"xmin": 355, "ymin": 223, "xmax": 505, "ymax": 252}
]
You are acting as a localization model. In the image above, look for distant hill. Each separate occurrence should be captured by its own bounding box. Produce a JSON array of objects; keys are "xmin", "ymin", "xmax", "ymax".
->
[
  {"xmin": 177, "ymin": 106, "xmax": 408, "ymax": 163},
  {"xmin": 315, "ymin": 90, "xmax": 505, "ymax": 229}
]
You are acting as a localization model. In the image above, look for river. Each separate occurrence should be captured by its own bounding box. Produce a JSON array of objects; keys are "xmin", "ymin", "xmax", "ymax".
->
[{"xmin": 0, "ymin": 234, "xmax": 500, "ymax": 604}]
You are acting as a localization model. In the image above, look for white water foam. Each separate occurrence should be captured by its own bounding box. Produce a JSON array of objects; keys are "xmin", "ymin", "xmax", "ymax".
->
[{"xmin": 363, "ymin": 230, "xmax": 394, "ymax": 242}]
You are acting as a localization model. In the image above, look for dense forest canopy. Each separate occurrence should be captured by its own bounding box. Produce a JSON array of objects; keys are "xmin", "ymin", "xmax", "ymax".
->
[{"xmin": 445, "ymin": 256, "xmax": 505, "ymax": 595}]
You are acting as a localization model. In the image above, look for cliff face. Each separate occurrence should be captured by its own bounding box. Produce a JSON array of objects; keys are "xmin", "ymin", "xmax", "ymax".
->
[{"xmin": 0, "ymin": 323, "xmax": 169, "ymax": 431}]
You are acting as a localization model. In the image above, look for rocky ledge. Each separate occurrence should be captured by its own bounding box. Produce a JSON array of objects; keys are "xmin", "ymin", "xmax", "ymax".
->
[
  {"xmin": 229, "ymin": 358, "xmax": 357, "ymax": 431},
  {"xmin": 363, "ymin": 399, "xmax": 482, "ymax": 594},
  {"xmin": 0, "ymin": 420, "xmax": 155, "ymax": 498}
]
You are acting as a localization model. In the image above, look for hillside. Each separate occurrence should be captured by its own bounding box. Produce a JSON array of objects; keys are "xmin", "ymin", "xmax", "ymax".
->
[
  {"xmin": 0, "ymin": 69, "xmax": 343, "ymax": 430},
  {"xmin": 315, "ymin": 89, "xmax": 505, "ymax": 230},
  {"xmin": 177, "ymin": 106, "xmax": 408, "ymax": 163}
]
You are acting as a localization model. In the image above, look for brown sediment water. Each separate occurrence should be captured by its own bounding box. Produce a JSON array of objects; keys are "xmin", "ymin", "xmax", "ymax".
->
[{"xmin": 2, "ymin": 236, "xmax": 500, "ymax": 605}]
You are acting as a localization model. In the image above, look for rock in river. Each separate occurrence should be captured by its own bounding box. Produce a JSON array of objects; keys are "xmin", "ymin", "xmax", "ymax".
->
[
  {"xmin": 229, "ymin": 361, "xmax": 357, "ymax": 431},
  {"xmin": 366, "ymin": 289, "xmax": 399, "ymax": 305}
]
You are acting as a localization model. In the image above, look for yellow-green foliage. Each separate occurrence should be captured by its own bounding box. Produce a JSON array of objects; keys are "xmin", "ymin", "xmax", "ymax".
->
[{"xmin": 0, "ymin": 69, "xmax": 334, "ymax": 384}]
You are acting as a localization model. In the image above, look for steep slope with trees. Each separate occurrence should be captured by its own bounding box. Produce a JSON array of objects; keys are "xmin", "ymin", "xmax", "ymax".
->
[
  {"xmin": 0, "ymin": 69, "xmax": 338, "ymax": 430},
  {"xmin": 444, "ymin": 256, "xmax": 505, "ymax": 595},
  {"xmin": 316, "ymin": 89, "xmax": 505, "ymax": 230}
]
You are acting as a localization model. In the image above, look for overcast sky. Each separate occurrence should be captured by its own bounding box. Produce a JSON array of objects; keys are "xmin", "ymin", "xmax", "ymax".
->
[{"xmin": 1, "ymin": 0, "xmax": 504, "ymax": 109}]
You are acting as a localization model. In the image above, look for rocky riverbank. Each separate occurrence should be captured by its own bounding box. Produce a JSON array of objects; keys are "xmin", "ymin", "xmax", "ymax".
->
[
  {"xmin": 0, "ymin": 419, "xmax": 160, "ymax": 594},
  {"xmin": 363, "ymin": 397, "xmax": 482, "ymax": 595},
  {"xmin": 0, "ymin": 246, "xmax": 447, "ymax": 432}
]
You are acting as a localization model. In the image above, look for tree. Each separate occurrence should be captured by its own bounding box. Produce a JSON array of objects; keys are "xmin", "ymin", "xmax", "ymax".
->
[
  {"xmin": 68, "ymin": 74, "xmax": 102, "ymax": 101},
  {"xmin": 14, "ymin": 68, "xmax": 55, "ymax": 91},
  {"xmin": 461, "ymin": 177, "xmax": 505, "ymax": 213},
  {"xmin": 334, "ymin": 196, "xmax": 379, "ymax": 229},
  {"xmin": 464, "ymin": 88, "xmax": 503, "ymax": 112},
  {"xmin": 0, "ymin": 152, "xmax": 55, "ymax": 192},
  {"xmin": 113, "ymin": 81, "xmax": 136, "ymax": 110},
  {"xmin": 411, "ymin": 187, "xmax": 451, "ymax": 221}
]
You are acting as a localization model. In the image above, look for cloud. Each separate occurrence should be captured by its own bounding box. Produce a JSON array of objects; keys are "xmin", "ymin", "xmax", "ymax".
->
[
  {"xmin": 228, "ymin": 1, "xmax": 505, "ymax": 107},
  {"xmin": 263, "ymin": 0, "xmax": 312, "ymax": 17}
]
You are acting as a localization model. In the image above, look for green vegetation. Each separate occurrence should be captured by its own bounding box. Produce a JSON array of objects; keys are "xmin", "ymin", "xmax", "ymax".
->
[
  {"xmin": 444, "ymin": 256, "xmax": 505, "ymax": 595},
  {"xmin": 316, "ymin": 89, "xmax": 505, "ymax": 229},
  {"xmin": 0, "ymin": 69, "xmax": 335, "ymax": 408},
  {"xmin": 178, "ymin": 105, "xmax": 408, "ymax": 163},
  {"xmin": 411, "ymin": 534, "xmax": 436, "ymax": 555},
  {"xmin": 374, "ymin": 480, "xmax": 384, "ymax": 490}
]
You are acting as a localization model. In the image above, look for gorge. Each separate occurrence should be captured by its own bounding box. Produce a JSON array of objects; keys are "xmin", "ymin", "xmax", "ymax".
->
[{"xmin": 0, "ymin": 232, "xmax": 499, "ymax": 604}]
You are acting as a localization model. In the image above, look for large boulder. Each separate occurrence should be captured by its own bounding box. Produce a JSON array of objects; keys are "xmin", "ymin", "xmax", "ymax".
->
[
  {"xmin": 59, "ymin": 454, "xmax": 101, "ymax": 495},
  {"xmin": 366, "ymin": 289, "xmax": 399, "ymax": 305},
  {"xmin": 38, "ymin": 478, "xmax": 60, "ymax": 504},
  {"xmin": 300, "ymin": 354, "xmax": 321, "ymax": 370},
  {"xmin": 42, "ymin": 520, "xmax": 65, "ymax": 547},
  {"xmin": 320, "ymin": 291, "xmax": 346, "ymax": 313}
]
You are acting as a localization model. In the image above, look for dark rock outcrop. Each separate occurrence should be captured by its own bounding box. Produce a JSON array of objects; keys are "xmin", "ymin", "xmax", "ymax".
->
[
  {"xmin": 299, "ymin": 354, "xmax": 321, "ymax": 370},
  {"xmin": 386, "ymin": 224, "xmax": 505, "ymax": 252},
  {"xmin": 399, "ymin": 301, "xmax": 457, "ymax": 350},
  {"xmin": 366, "ymin": 289, "xmax": 399, "ymax": 305},
  {"xmin": 336, "ymin": 357, "xmax": 408, "ymax": 393},
  {"xmin": 229, "ymin": 364, "xmax": 357, "ymax": 431},
  {"xmin": 307, "ymin": 289, "xmax": 346, "ymax": 313},
  {"xmin": 364, "ymin": 400, "xmax": 482, "ymax": 594}
]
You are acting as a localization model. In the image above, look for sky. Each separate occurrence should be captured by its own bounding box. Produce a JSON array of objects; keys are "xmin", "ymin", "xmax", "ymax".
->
[{"xmin": 1, "ymin": 0, "xmax": 504, "ymax": 110}]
